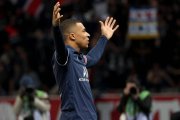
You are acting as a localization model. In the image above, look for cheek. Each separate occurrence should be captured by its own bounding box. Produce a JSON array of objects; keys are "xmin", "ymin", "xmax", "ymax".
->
[
  {"xmin": 79, "ymin": 35, "xmax": 86, "ymax": 42},
  {"xmin": 79, "ymin": 35, "xmax": 86, "ymax": 40},
  {"xmin": 76, "ymin": 34, "xmax": 83, "ymax": 40}
]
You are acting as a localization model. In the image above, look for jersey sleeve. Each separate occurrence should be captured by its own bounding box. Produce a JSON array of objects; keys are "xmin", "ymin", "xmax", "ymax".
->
[
  {"xmin": 86, "ymin": 36, "xmax": 108, "ymax": 68},
  {"xmin": 53, "ymin": 26, "xmax": 68, "ymax": 65}
]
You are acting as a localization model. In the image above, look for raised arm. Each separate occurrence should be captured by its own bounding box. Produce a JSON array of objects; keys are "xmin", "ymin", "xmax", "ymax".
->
[
  {"xmin": 52, "ymin": 2, "xmax": 68, "ymax": 65},
  {"xmin": 86, "ymin": 17, "xmax": 119, "ymax": 67}
]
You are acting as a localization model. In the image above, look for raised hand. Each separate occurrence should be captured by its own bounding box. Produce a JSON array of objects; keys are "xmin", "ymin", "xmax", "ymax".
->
[
  {"xmin": 52, "ymin": 2, "xmax": 63, "ymax": 26},
  {"xmin": 99, "ymin": 17, "xmax": 119, "ymax": 40}
]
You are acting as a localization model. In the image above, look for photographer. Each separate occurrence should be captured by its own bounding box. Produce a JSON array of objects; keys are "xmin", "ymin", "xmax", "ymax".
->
[
  {"xmin": 117, "ymin": 80, "xmax": 152, "ymax": 120},
  {"xmin": 13, "ymin": 76, "xmax": 51, "ymax": 120}
]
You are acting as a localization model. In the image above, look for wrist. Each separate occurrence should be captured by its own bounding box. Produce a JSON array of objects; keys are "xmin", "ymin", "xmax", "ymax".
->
[
  {"xmin": 100, "ymin": 35, "xmax": 109, "ymax": 42},
  {"xmin": 101, "ymin": 34, "xmax": 109, "ymax": 40},
  {"xmin": 52, "ymin": 22, "xmax": 59, "ymax": 27}
]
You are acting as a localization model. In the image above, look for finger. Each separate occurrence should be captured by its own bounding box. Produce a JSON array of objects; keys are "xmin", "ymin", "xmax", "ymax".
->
[
  {"xmin": 105, "ymin": 17, "xmax": 110, "ymax": 26},
  {"xmin": 56, "ymin": 15, "xmax": 63, "ymax": 21},
  {"xmin": 54, "ymin": 2, "xmax": 60, "ymax": 14},
  {"xmin": 60, "ymin": 15, "xmax": 63, "ymax": 18},
  {"xmin": 110, "ymin": 19, "xmax": 116, "ymax": 28},
  {"xmin": 99, "ymin": 21, "xmax": 104, "ymax": 27},
  {"xmin": 107, "ymin": 17, "xmax": 113, "ymax": 27},
  {"xmin": 55, "ymin": 8, "xmax": 60, "ymax": 16},
  {"xmin": 55, "ymin": 2, "xmax": 60, "ymax": 8},
  {"xmin": 56, "ymin": 15, "xmax": 63, "ymax": 20},
  {"xmin": 113, "ymin": 25, "xmax": 119, "ymax": 32},
  {"xmin": 54, "ymin": 2, "xmax": 60, "ymax": 11}
]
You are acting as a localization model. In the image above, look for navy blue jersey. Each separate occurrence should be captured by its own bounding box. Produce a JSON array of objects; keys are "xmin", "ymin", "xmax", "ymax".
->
[{"xmin": 52, "ymin": 26, "xmax": 108, "ymax": 120}]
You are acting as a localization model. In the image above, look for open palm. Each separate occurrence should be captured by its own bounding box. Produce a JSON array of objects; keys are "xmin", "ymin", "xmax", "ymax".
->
[
  {"xmin": 52, "ymin": 2, "xmax": 63, "ymax": 26},
  {"xmin": 99, "ymin": 17, "xmax": 119, "ymax": 40}
]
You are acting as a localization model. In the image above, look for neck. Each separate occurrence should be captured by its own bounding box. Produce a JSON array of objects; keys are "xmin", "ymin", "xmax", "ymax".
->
[{"xmin": 65, "ymin": 41, "xmax": 80, "ymax": 52}]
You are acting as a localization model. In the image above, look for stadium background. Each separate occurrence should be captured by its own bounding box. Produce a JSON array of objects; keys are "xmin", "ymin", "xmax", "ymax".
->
[{"xmin": 0, "ymin": 0, "xmax": 180, "ymax": 120}]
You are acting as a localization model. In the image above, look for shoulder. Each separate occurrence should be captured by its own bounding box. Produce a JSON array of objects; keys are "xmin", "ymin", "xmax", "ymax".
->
[
  {"xmin": 35, "ymin": 90, "xmax": 49, "ymax": 99},
  {"xmin": 139, "ymin": 90, "xmax": 151, "ymax": 100}
]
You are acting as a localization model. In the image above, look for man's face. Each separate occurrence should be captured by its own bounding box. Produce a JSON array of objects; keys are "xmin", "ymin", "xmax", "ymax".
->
[{"xmin": 73, "ymin": 23, "xmax": 90, "ymax": 49}]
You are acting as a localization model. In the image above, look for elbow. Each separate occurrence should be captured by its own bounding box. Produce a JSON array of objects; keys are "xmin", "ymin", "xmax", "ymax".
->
[
  {"xmin": 91, "ymin": 57, "xmax": 101, "ymax": 65},
  {"xmin": 140, "ymin": 106, "xmax": 151, "ymax": 114}
]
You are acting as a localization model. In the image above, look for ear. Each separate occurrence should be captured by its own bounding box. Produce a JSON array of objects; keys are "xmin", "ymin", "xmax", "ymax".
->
[{"xmin": 69, "ymin": 33, "xmax": 76, "ymax": 41}]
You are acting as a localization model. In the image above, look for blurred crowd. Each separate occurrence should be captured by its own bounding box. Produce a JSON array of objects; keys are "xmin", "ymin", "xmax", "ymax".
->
[{"xmin": 0, "ymin": 0, "xmax": 179, "ymax": 96}]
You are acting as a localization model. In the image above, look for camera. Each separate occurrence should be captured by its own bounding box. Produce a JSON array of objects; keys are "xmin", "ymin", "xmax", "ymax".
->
[
  {"xmin": 25, "ymin": 87, "xmax": 35, "ymax": 102},
  {"xmin": 25, "ymin": 87, "xmax": 34, "ymax": 94},
  {"xmin": 129, "ymin": 86, "xmax": 137, "ymax": 95}
]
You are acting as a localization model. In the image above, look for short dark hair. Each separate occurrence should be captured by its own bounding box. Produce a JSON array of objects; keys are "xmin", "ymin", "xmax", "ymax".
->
[{"xmin": 59, "ymin": 19, "xmax": 81, "ymax": 40}]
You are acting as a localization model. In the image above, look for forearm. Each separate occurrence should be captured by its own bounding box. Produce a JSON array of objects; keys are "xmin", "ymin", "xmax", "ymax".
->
[
  {"xmin": 117, "ymin": 94, "xmax": 129, "ymax": 113},
  {"xmin": 86, "ymin": 36, "xmax": 108, "ymax": 67},
  {"xmin": 53, "ymin": 26, "xmax": 68, "ymax": 64},
  {"xmin": 13, "ymin": 96, "xmax": 23, "ymax": 115},
  {"xmin": 33, "ymin": 98, "xmax": 51, "ymax": 112}
]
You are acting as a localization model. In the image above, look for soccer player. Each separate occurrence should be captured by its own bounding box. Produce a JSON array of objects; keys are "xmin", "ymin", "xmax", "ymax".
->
[{"xmin": 52, "ymin": 2, "xmax": 119, "ymax": 120}]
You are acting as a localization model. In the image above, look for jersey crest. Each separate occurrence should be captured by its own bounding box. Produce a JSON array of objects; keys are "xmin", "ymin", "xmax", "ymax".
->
[{"xmin": 79, "ymin": 67, "xmax": 89, "ymax": 82}]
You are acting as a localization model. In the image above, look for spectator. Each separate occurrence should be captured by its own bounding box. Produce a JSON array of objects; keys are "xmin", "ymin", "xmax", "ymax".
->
[
  {"xmin": 147, "ymin": 63, "xmax": 175, "ymax": 92},
  {"xmin": 13, "ymin": 76, "xmax": 51, "ymax": 120}
]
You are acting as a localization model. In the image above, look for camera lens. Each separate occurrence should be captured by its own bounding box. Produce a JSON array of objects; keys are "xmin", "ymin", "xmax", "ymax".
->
[
  {"xmin": 26, "ymin": 88, "xmax": 34, "ymax": 93},
  {"xmin": 130, "ymin": 87, "xmax": 137, "ymax": 95}
]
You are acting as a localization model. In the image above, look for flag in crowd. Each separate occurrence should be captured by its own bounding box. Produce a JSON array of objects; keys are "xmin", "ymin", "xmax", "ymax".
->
[{"xmin": 127, "ymin": 7, "xmax": 159, "ymax": 40}]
